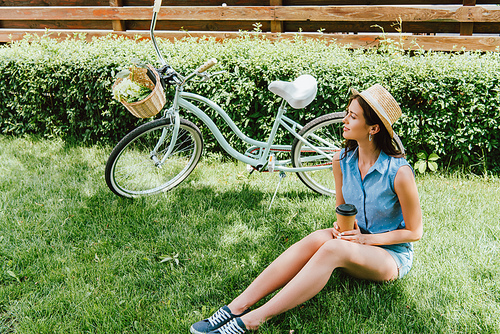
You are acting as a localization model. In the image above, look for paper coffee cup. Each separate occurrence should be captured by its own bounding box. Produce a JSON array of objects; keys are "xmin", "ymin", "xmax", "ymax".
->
[{"xmin": 335, "ymin": 204, "xmax": 358, "ymax": 232}]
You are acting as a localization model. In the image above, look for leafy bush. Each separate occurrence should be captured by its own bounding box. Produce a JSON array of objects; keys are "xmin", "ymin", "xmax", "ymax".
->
[{"xmin": 0, "ymin": 32, "xmax": 499, "ymax": 173}]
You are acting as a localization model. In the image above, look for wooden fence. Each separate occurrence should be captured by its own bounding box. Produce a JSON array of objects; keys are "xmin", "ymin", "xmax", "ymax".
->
[{"xmin": 1, "ymin": 0, "xmax": 500, "ymax": 51}]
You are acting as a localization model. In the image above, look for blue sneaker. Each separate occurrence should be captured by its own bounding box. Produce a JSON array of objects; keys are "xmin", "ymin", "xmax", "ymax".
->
[
  {"xmin": 190, "ymin": 306, "xmax": 248, "ymax": 334},
  {"xmin": 207, "ymin": 317, "xmax": 248, "ymax": 334}
]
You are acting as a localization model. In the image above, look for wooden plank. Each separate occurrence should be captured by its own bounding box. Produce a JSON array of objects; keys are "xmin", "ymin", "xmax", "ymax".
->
[
  {"xmin": 2, "ymin": 29, "xmax": 500, "ymax": 51},
  {"xmin": 1, "ymin": 0, "xmax": 498, "ymax": 5},
  {"xmin": 158, "ymin": 0, "xmax": 269, "ymax": 5},
  {"xmin": 284, "ymin": 21, "xmax": 453, "ymax": 33},
  {"xmin": 0, "ymin": 0, "xmax": 107, "ymax": 5},
  {"xmin": 460, "ymin": 0, "xmax": 476, "ymax": 35},
  {"xmin": 156, "ymin": 6, "xmax": 275, "ymax": 21},
  {"xmin": 0, "ymin": 20, "xmax": 263, "ymax": 31},
  {"xmin": 2, "ymin": 5, "xmax": 500, "ymax": 23},
  {"xmin": 0, "ymin": 0, "xmax": 266, "ymax": 5},
  {"xmin": 470, "ymin": 21, "xmax": 500, "ymax": 32},
  {"xmin": 270, "ymin": 0, "xmax": 284, "ymax": 33},
  {"xmin": 460, "ymin": 22, "xmax": 475, "ymax": 34},
  {"xmin": 284, "ymin": 0, "xmax": 498, "ymax": 4},
  {"xmin": 141, "ymin": 20, "xmax": 267, "ymax": 31},
  {"xmin": 288, "ymin": 21, "xmax": 496, "ymax": 34},
  {"xmin": 109, "ymin": 0, "xmax": 126, "ymax": 32},
  {"xmin": 0, "ymin": 20, "xmax": 112, "ymax": 30},
  {"xmin": 274, "ymin": 5, "xmax": 500, "ymax": 23},
  {"xmin": 402, "ymin": 21, "xmax": 460, "ymax": 33},
  {"xmin": 0, "ymin": 6, "xmax": 274, "ymax": 21},
  {"xmin": 0, "ymin": 7, "xmax": 154, "ymax": 20}
]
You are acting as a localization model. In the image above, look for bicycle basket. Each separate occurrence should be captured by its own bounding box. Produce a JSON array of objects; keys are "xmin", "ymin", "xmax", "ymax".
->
[{"xmin": 113, "ymin": 64, "xmax": 166, "ymax": 118}]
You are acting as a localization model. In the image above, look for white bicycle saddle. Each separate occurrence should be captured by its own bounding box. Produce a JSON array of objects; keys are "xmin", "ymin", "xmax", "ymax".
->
[{"xmin": 268, "ymin": 74, "xmax": 317, "ymax": 109}]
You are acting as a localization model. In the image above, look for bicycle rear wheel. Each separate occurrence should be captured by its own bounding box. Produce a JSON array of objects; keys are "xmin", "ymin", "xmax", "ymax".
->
[
  {"xmin": 291, "ymin": 112, "xmax": 345, "ymax": 196},
  {"xmin": 105, "ymin": 117, "xmax": 203, "ymax": 198}
]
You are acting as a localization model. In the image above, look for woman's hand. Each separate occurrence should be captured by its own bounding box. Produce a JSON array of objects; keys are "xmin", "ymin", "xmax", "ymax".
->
[
  {"xmin": 335, "ymin": 220, "xmax": 367, "ymax": 244},
  {"xmin": 332, "ymin": 222, "xmax": 342, "ymax": 239}
]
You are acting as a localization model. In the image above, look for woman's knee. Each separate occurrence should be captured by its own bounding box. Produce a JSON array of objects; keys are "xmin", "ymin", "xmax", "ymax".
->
[
  {"xmin": 315, "ymin": 239, "xmax": 352, "ymax": 262},
  {"xmin": 290, "ymin": 229, "xmax": 334, "ymax": 255},
  {"xmin": 303, "ymin": 229, "xmax": 334, "ymax": 248}
]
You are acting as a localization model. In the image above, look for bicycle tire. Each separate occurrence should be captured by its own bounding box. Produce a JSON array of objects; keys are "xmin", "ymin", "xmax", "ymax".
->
[
  {"xmin": 105, "ymin": 117, "xmax": 203, "ymax": 198},
  {"xmin": 291, "ymin": 112, "xmax": 345, "ymax": 196}
]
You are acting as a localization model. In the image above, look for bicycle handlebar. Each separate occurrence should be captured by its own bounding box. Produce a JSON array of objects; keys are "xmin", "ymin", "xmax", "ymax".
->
[
  {"xmin": 179, "ymin": 58, "xmax": 219, "ymax": 85},
  {"xmin": 196, "ymin": 58, "xmax": 218, "ymax": 73},
  {"xmin": 153, "ymin": 0, "xmax": 162, "ymax": 13},
  {"xmin": 150, "ymin": 1, "xmax": 218, "ymax": 83}
]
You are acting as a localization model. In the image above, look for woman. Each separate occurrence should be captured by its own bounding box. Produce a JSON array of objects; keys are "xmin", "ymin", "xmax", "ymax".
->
[{"xmin": 190, "ymin": 84, "xmax": 423, "ymax": 334}]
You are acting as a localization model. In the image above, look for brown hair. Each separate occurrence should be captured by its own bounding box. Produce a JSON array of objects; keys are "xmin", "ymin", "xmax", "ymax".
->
[{"xmin": 342, "ymin": 94, "xmax": 403, "ymax": 158}]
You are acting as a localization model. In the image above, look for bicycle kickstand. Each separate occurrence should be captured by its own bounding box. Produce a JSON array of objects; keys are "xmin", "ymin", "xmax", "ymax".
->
[{"xmin": 269, "ymin": 171, "xmax": 287, "ymax": 210}]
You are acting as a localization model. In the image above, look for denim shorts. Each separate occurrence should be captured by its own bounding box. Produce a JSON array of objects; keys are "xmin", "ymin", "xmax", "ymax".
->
[{"xmin": 378, "ymin": 243, "xmax": 413, "ymax": 279}]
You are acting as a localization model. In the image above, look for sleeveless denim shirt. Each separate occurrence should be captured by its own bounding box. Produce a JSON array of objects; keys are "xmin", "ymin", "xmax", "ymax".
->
[{"xmin": 339, "ymin": 147, "xmax": 413, "ymax": 248}]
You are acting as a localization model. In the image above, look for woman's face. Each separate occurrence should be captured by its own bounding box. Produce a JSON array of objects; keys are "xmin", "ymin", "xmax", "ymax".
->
[{"xmin": 342, "ymin": 98, "xmax": 372, "ymax": 141}]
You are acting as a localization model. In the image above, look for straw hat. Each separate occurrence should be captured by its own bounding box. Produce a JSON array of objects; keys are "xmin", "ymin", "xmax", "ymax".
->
[{"xmin": 350, "ymin": 84, "xmax": 402, "ymax": 138}]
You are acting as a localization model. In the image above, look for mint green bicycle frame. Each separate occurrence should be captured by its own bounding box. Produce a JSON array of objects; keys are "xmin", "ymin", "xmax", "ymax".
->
[{"xmin": 161, "ymin": 90, "xmax": 336, "ymax": 173}]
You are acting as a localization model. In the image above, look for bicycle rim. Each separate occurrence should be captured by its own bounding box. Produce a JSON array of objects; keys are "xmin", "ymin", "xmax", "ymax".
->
[
  {"xmin": 291, "ymin": 113, "xmax": 345, "ymax": 196},
  {"xmin": 105, "ymin": 118, "xmax": 203, "ymax": 198}
]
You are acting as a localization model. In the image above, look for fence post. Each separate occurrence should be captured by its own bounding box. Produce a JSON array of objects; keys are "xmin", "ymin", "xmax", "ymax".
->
[
  {"xmin": 110, "ymin": 0, "xmax": 126, "ymax": 32},
  {"xmin": 460, "ymin": 0, "xmax": 476, "ymax": 36},
  {"xmin": 270, "ymin": 0, "xmax": 283, "ymax": 33}
]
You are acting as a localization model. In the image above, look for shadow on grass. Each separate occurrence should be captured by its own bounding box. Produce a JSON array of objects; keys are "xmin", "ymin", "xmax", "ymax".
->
[{"xmin": 92, "ymin": 179, "xmax": 320, "ymax": 216}]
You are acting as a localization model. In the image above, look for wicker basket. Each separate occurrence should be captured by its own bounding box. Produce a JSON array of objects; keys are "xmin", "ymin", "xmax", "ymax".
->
[{"xmin": 113, "ymin": 64, "xmax": 166, "ymax": 118}]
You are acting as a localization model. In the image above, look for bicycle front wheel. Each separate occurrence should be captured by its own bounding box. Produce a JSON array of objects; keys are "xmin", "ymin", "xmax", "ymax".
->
[
  {"xmin": 291, "ymin": 112, "xmax": 345, "ymax": 196},
  {"xmin": 105, "ymin": 117, "xmax": 203, "ymax": 198}
]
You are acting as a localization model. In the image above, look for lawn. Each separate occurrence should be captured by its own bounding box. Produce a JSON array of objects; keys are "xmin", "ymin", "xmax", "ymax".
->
[{"xmin": 1, "ymin": 136, "xmax": 499, "ymax": 333}]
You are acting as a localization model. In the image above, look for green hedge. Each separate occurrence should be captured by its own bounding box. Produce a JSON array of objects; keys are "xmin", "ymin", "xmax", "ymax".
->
[{"xmin": 1, "ymin": 33, "xmax": 499, "ymax": 173}]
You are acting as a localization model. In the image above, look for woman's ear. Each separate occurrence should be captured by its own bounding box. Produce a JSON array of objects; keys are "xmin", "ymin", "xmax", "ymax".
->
[{"xmin": 370, "ymin": 124, "xmax": 381, "ymax": 135}]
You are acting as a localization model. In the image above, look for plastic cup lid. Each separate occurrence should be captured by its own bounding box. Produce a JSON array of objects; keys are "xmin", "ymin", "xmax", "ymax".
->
[{"xmin": 335, "ymin": 204, "xmax": 358, "ymax": 216}]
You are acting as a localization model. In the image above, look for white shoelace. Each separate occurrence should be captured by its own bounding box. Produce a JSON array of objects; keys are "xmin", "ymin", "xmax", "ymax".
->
[
  {"xmin": 207, "ymin": 307, "xmax": 231, "ymax": 327},
  {"xmin": 217, "ymin": 319, "xmax": 245, "ymax": 334}
]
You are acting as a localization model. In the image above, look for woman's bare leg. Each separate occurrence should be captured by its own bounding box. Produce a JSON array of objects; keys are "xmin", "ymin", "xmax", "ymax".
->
[
  {"xmin": 227, "ymin": 229, "xmax": 335, "ymax": 315},
  {"xmin": 240, "ymin": 239, "xmax": 398, "ymax": 330}
]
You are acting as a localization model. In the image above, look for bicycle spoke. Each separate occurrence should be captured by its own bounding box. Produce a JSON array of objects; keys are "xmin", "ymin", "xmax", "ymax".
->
[
  {"xmin": 292, "ymin": 113, "xmax": 345, "ymax": 196},
  {"xmin": 106, "ymin": 118, "xmax": 203, "ymax": 197}
]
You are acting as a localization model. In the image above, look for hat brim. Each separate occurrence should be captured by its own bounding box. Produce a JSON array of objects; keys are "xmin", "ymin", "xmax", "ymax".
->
[{"xmin": 349, "ymin": 87, "xmax": 394, "ymax": 138}]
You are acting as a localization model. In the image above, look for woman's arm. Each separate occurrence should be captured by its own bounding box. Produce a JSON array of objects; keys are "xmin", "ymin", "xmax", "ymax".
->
[
  {"xmin": 332, "ymin": 152, "xmax": 345, "ymax": 207},
  {"xmin": 341, "ymin": 165, "xmax": 423, "ymax": 245},
  {"xmin": 331, "ymin": 152, "xmax": 345, "ymax": 238},
  {"xmin": 392, "ymin": 165, "xmax": 423, "ymax": 242}
]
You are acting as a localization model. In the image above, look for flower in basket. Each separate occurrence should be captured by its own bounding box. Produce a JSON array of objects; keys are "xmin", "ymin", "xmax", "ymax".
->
[
  {"xmin": 112, "ymin": 63, "xmax": 153, "ymax": 104},
  {"xmin": 112, "ymin": 77, "xmax": 152, "ymax": 103}
]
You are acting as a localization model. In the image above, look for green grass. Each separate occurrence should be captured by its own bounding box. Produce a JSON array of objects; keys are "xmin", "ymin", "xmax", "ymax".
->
[{"xmin": 1, "ymin": 135, "xmax": 499, "ymax": 333}]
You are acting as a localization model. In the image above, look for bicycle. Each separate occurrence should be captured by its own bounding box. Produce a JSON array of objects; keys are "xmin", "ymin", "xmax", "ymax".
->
[{"xmin": 105, "ymin": 0, "xmax": 404, "ymax": 199}]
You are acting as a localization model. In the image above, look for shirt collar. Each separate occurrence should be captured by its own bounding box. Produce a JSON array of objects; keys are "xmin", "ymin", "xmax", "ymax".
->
[
  {"xmin": 345, "ymin": 146, "xmax": 359, "ymax": 165},
  {"xmin": 370, "ymin": 150, "xmax": 389, "ymax": 175},
  {"xmin": 347, "ymin": 147, "xmax": 389, "ymax": 175}
]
